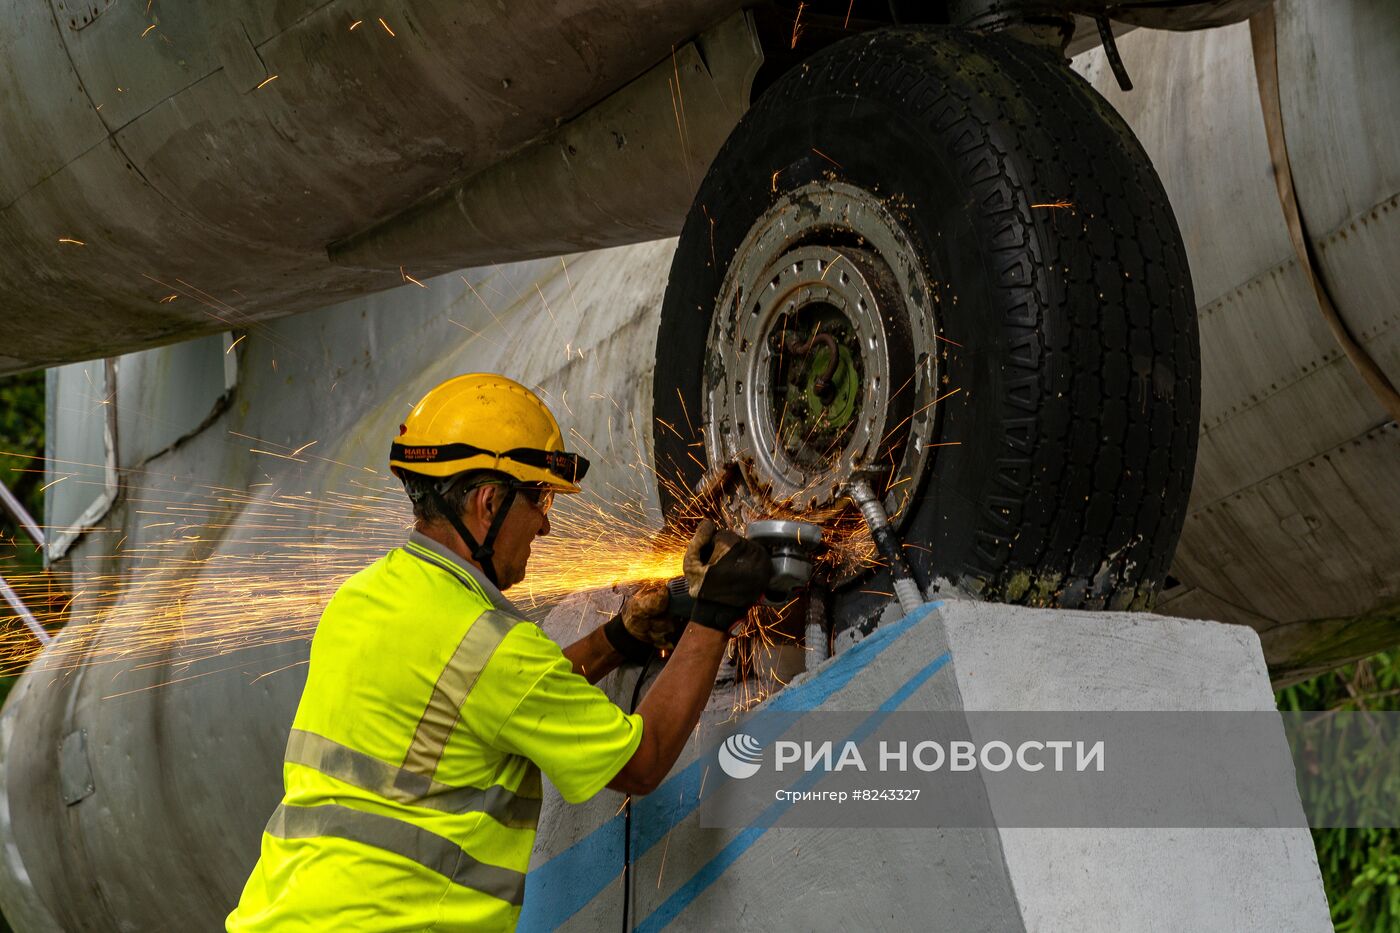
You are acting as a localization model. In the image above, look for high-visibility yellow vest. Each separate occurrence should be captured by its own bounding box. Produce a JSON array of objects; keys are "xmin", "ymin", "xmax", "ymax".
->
[{"xmin": 227, "ymin": 532, "xmax": 643, "ymax": 932}]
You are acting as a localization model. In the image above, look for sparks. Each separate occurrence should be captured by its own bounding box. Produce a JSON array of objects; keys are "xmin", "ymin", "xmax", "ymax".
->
[
  {"xmin": 0, "ymin": 448, "xmax": 697, "ymax": 685},
  {"xmin": 400, "ymin": 266, "xmax": 427, "ymax": 288},
  {"xmin": 790, "ymin": 1, "xmax": 807, "ymax": 49},
  {"xmin": 1031, "ymin": 200, "xmax": 1074, "ymax": 210},
  {"xmin": 57, "ymin": 237, "xmax": 85, "ymax": 246},
  {"xmin": 140, "ymin": 24, "xmax": 156, "ymax": 37},
  {"xmin": 0, "ymin": 391, "xmax": 893, "ymax": 702},
  {"xmin": 378, "ymin": 17, "xmax": 395, "ymax": 36},
  {"xmin": 666, "ymin": 47, "xmax": 693, "ymax": 189},
  {"xmin": 256, "ymin": 74, "xmax": 279, "ymax": 90},
  {"xmin": 349, "ymin": 19, "xmax": 363, "ymax": 30}
]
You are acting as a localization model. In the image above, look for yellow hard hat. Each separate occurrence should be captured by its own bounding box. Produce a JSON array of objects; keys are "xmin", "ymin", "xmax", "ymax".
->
[{"xmin": 389, "ymin": 373, "xmax": 588, "ymax": 492}]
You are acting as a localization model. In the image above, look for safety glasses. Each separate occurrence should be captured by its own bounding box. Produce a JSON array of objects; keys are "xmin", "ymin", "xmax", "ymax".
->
[{"xmin": 515, "ymin": 484, "xmax": 555, "ymax": 515}]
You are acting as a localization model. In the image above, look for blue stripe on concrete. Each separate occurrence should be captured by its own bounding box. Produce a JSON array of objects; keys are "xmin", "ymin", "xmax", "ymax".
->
[
  {"xmin": 630, "ymin": 601, "xmax": 945, "ymax": 855},
  {"xmin": 518, "ymin": 602, "xmax": 944, "ymax": 932},
  {"xmin": 632, "ymin": 649, "xmax": 954, "ymax": 933}
]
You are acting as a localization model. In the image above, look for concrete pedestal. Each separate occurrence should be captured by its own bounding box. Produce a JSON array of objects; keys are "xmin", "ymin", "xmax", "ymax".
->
[{"xmin": 525, "ymin": 599, "xmax": 1331, "ymax": 932}]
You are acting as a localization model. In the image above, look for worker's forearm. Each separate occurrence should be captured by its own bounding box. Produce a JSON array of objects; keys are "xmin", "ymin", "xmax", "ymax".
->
[
  {"xmin": 630, "ymin": 624, "xmax": 727, "ymax": 784},
  {"xmin": 562, "ymin": 625, "xmax": 624, "ymax": 685}
]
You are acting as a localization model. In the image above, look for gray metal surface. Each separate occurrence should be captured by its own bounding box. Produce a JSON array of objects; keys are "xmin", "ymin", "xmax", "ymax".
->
[
  {"xmin": 744, "ymin": 519, "xmax": 824, "ymax": 549},
  {"xmin": 330, "ymin": 11, "xmax": 762, "ymax": 275},
  {"xmin": 744, "ymin": 519, "xmax": 823, "ymax": 599},
  {"xmin": 1106, "ymin": 0, "xmax": 1270, "ymax": 31},
  {"xmin": 114, "ymin": 332, "xmax": 236, "ymax": 468},
  {"xmin": 1075, "ymin": 0, "xmax": 1400, "ymax": 681},
  {"xmin": 56, "ymin": 730, "xmax": 94, "ymax": 806},
  {"xmin": 44, "ymin": 360, "xmax": 117, "ymax": 561},
  {"xmin": 0, "ymin": 0, "xmax": 743, "ymax": 374},
  {"xmin": 0, "ymin": 1, "xmax": 1260, "ymax": 379},
  {"xmin": 947, "ymin": 1, "xmax": 1266, "ymax": 35}
]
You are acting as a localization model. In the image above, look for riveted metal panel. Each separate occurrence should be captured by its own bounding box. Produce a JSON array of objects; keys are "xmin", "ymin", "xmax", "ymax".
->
[
  {"xmin": 1195, "ymin": 260, "xmax": 1355, "ymax": 439},
  {"xmin": 1313, "ymin": 193, "xmax": 1400, "ymax": 356},
  {"xmin": 0, "ymin": 0, "xmax": 745, "ymax": 374},
  {"xmin": 1277, "ymin": 0, "xmax": 1400, "ymax": 248},
  {"xmin": 1172, "ymin": 423, "xmax": 1400, "ymax": 663},
  {"xmin": 0, "ymin": 0, "xmax": 107, "ymax": 208},
  {"xmin": 1076, "ymin": 0, "xmax": 1400, "ymax": 681},
  {"xmin": 47, "ymin": 0, "xmax": 219, "ymax": 133},
  {"xmin": 1191, "ymin": 313, "xmax": 1397, "ymax": 507}
]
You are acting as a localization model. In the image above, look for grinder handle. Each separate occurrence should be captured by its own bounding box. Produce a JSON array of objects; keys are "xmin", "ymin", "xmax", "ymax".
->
[{"xmin": 664, "ymin": 576, "xmax": 696, "ymax": 620}]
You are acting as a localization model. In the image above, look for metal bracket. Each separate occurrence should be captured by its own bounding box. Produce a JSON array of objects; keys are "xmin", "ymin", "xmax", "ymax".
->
[
  {"xmin": 0, "ymin": 481, "xmax": 44, "ymax": 553},
  {"xmin": 56, "ymin": 0, "xmax": 115, "ymax": 31},
  {"xmin": 59, "ymin": 729, "xmax": 95, "ymax": 806},
  {"xmin": 947, "ymin": 0, "xmax": 1075, "ymax": 50}
]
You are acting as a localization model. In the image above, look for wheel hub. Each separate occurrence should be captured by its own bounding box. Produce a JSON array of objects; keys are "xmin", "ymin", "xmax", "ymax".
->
[
  {"xmin": 703, "ymin": 182, "xmax": 940, "ymax": 526},
  {"xmin": 773, "ymin": 309, "xmax": 861, "ymax": 463}
]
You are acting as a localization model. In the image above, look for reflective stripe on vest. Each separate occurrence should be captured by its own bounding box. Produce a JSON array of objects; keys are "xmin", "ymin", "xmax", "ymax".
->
[
  {"xmin": 265, "ymin": 803, "xmax": 527, "ymax": 906},
  {"xmin": 401, "ymin": 608, "xmax": 517, "ymax": 779},
  {"xmin": 284, "ymin": 729, "xmax": 542, "ymax": 828},
  {"xmin": 271, "ymin": 548, "xmax": 539, "ymax": 905}
]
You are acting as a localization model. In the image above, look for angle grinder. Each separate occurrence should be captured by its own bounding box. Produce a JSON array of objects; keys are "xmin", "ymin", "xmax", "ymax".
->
[{"xmin": 662, "ymin": 519, "xmax": 825, "ymax": 619}]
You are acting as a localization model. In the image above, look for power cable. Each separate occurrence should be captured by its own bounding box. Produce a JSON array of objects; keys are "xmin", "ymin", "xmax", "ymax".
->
[{"xmin": 621, "ymin": 653, "xmax": 655, "ymax": 933}]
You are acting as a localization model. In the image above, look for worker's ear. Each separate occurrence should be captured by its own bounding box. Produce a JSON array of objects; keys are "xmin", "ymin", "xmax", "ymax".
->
[{"xmin": 476, "ymin": 483, "xmax": 500, "ymax": 519}]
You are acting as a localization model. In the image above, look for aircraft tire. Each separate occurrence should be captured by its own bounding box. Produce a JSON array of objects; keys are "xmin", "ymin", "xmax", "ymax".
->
[{"xmin": 653, "ymin": 27, "xmax": 1200, "ymax": 627}]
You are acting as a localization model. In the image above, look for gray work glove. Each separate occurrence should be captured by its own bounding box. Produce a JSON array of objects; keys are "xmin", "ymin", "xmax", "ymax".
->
[
  {"xmin": 621, "ymin": 581, "xmax": 679, "ymax": 650},
  {"xmin": 682, "ymin": 519, "xmax": 772, "ymax": 630},
  {"xmin": 603, "ymin": 580, "xmax": 681, "ymax": 663}
]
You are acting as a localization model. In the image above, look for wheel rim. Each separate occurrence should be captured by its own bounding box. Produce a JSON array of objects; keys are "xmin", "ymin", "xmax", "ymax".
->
[{"xmin": 703, "ymin": 181, "xmax": 940, "ymax": 530}]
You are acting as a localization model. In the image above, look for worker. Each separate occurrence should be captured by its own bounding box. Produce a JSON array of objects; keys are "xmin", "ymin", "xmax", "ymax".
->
[{"xmin": 227, "ymin": 372, "xmax": 771, "ymax": 932}]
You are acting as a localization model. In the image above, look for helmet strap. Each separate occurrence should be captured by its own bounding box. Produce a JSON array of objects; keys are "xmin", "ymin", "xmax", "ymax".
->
[{"xmin": 430, "ymin": 482, "xmax": 518, "ymax": 590}]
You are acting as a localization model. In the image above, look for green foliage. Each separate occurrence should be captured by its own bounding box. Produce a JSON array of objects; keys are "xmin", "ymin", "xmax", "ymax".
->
[
  {"xmin": 0, "ymin": 370, "xmax": 45, "ymax": 575},
  {"xmin": 0, "ymin": 371, "xmax": 44, "ymax": 722},
  {"xmin": 1278, "ymin": 652, "xmax": 1400, "ymax": 932},
  {"xmin": 0, "ymin": 375, "xmax": 39, "ymax": 931},
  {"xmin": 0, "ymin": 370, "xmax": 44, "ymax": 517}
]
